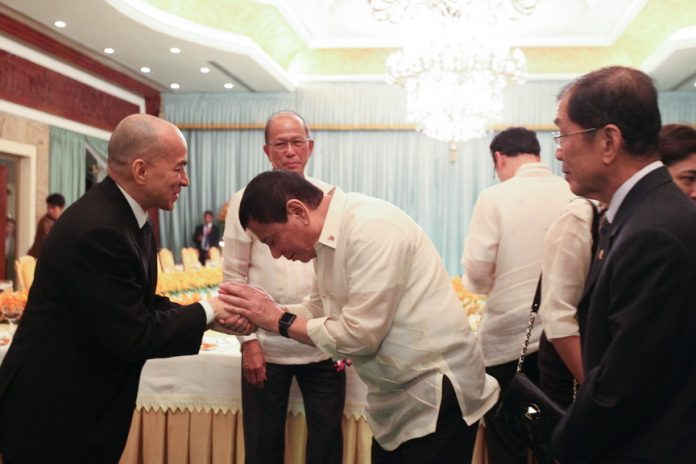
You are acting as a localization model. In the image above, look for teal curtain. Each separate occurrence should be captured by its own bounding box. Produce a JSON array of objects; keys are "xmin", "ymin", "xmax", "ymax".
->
[
  {"xmin": 49, "ymin": 128, "xmax": 110, "ymax": 206},
  {"xmin": 160, "ymin": 83, "xmax": 696, "ymax": 273},
  {"xmin": 49, "ymin": 127, "xmax": 86, "ymax": 206},
  {"xmin": 86, "ymin": 136, "xmax": 109, "ymax": 183}
]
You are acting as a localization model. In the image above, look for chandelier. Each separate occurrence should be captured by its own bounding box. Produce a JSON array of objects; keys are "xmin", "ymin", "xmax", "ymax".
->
[{"xmin": 370, "ymin": 0, "xmax": 541, "ymax": 145}]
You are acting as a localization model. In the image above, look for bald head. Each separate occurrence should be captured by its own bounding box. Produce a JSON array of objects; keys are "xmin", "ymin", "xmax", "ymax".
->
[
  {"xmin": 108, "ymin": 114, "xmax": 185, "ymax": 179},
  {"xmin": 106, "ymin": 114, "xmax": 190, "ymax": 210},
  {"xmin": 264, "ymin": 111, "xmax": 310, "ymax": 144}
]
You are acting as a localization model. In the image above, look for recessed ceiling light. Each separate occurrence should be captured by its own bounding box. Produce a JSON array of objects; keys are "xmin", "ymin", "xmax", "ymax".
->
[
  {"xmin": 200, "ymin": 67, "xmax": 210, "ymax": 74},
  {"xmin": 104, "ymin": 47, "xmax": 115, "ymax": 54},
  {"xmin": 170, "ymin": 83, "xmax": 180, "ymax": 90},
  {"xmin": 54, "ymin": 20, "xmax": 66, "ymax": 28},
  {"xmin": 140, "ymin": 67, "xmax": 151, "ymax": 73},
  {"xmin": 693, "ymin": 81, "xmax": 696, "ymax": 88},
  {"xmin": 224, "ymin": 83, "xmax": 234, "ymax": 89},
  {"xmin": 170, "ymin": 47, "xmax": 181, "ymax": 54}
]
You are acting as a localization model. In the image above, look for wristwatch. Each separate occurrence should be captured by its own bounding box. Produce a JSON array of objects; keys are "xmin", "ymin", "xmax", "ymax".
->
[{"xmin": 278, "ymin": 312, "xmax": 297, "ymax": 338}]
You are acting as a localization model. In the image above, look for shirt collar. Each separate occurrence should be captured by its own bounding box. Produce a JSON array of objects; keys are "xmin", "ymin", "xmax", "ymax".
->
[
  {"xmin": 513, "ymin": 161, "xmax": 550, "ymax": 177},
  {"xmin": 115, "ymin": 183, "xmax": 149, "ymax": 228},
  {"xmin": 316, "ymin": 187, "xmax": 342, "ymax": 251},
  {"xmin": 606, "ymin": 160, "xmax": 663, "ymax": 222}
]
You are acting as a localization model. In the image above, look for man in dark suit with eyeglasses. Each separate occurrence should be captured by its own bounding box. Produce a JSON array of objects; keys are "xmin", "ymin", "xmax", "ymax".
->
[{"xmin": 551, "ymin": 66, "xmax": 696, "ymax": 463}]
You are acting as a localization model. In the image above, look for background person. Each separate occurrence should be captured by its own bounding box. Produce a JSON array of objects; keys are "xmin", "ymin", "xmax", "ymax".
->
[
  {"xmin": 461, "ymin": 127, "xmax": 573, "ymax": 463},
  {"xmin": 537, "ymin": 198, "xmax": 599, "ymax": 408},
  {"xmin": 657, "ymin": 123, "xmax": 696, "ymax": 200},
  {"xmin": 27, "ymin": 192, "xmax": 65, "ymax": 259},
  {"xmin": 223, "ymin": 111, "xmax": 345, "ymax": 464},
  {"xmin": 193, "ymin": 210, "xmax": 221, "ymax": 266}
]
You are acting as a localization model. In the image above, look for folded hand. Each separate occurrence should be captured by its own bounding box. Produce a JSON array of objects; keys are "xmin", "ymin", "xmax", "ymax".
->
[
  {"xmin": 207, "ymin": 296, "xmax": 256, "ymax": 335},
  {"xmin": 209, "ymin": 318, "xmax": 255, "ymax": 336},
  {"xmin": 217, "ymin": 282, "xmax": 284, "ymax": 333}
]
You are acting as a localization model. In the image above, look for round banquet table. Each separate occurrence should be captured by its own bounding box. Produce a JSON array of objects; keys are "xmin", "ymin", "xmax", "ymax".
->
[{"xmin": 0, "ymin": 327, "xmax": 488, "ymax": 464}]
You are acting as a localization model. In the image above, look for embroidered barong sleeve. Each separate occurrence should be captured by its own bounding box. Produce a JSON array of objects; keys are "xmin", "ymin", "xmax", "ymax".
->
[{"xmin": 300, "ymin": 219, "xmax": 411, "ymax": 360}]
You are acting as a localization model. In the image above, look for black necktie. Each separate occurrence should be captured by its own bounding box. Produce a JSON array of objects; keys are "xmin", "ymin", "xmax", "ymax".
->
[
  {"xmin": 140, "ymin": 220, "xmax": 153, "ymax": 277},
  {"xmin": 595, "ymin": 214, "xmax": 611, "ymax": 262},
  {"xmin": 584, "ymin": 213, "xmax": 611, "ymax": 290},
  {"xmin": 579, "ymin": 213, "xmax": 611, "ymax": 334}
]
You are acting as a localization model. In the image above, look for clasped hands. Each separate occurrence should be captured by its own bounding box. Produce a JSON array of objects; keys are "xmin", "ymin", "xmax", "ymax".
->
[{"xmin": 209, "ymin": 282, "xmax": 285, "ymax": 335}]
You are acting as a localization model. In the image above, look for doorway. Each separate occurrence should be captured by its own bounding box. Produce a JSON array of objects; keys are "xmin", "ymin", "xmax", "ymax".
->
[{"xmin": 0, "ymin": 156, "xmax": 18, "ymax": 281}]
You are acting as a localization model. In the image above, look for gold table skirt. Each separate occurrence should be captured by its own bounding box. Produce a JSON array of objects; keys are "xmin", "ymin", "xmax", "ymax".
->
[
  {"xmin": 117, "ymin": 409, "xmax": 488, "ymax": 464},
  {"xmin": 119, "ymin": 409, "xmax": 373, "ymax": 464}
]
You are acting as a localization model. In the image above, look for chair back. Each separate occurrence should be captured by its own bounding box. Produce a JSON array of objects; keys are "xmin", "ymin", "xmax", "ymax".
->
[
  {"xmin": 207, "ymin": 247, "xmax": 221, "ymax": 267},
  {"xmin": 181, "ymin": 247, "xmax": 201, "ymax": 270},
  {"xmin": 158, "ymin": 248, "xmax": 176, "ymax": 272},
  {"xmin": 15, "ymin": 255, "xmax": 37, "ymax": 291}
]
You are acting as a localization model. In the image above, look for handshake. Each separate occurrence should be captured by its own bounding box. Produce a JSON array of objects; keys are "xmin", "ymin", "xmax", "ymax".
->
[{"xmin": 207, "ymin": 282, "xmax": 286, "ymax": 336}]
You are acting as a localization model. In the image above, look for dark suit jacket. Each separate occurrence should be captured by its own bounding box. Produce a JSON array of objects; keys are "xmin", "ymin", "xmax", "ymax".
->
[
  {"xmin": 193, "ymin": 222, "xmax": 221, "ymax": 251},
  {"xmin": 552, "ymin": 167, "xmax": 696, "ymax": 463},
  {"xmin": 26, "ymin": 213, "xmax": 56, "ymax": 258},
  {"xmin": 0, "ymin": 177, "xmax": 207, "ymax": 463}
]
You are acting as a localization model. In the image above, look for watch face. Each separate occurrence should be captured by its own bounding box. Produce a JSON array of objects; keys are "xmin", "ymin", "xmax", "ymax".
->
[{"xmin": 279, "ymin": 312, "xmax": 297, "ymax": 337}]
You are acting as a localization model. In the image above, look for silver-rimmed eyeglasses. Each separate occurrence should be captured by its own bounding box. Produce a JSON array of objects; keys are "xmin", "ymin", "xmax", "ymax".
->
[
  {"xmin": 552, "ymin": 127, "xmax": 598, "ymax": 149},
  {"xmin": 268, "ymin": 137, "xmax": 311, "ymax": 151}
]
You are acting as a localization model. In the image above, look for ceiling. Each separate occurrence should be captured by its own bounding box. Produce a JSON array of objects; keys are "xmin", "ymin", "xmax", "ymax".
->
[{"xmin": 1, "ymin": 0, "xmax": 696, "ymax": 94}]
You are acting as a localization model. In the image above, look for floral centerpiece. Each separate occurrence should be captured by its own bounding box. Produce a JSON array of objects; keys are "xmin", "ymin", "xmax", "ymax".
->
[
  {"xmin": 157, "ymin": 267, "xmax": 223, "ymax": 303},
  {"xmin": 451, "ymin": 276, "xmax": 485, "ymax": 332},
  {"xmin": 0, "ymin": 290, "xmax": 29, "ymax": 322}
]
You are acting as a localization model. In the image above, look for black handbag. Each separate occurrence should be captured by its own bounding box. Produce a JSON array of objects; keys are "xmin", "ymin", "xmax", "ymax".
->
[{"xmin": 494, "ymin": 277, "xmax": 565, "ymax": 461}]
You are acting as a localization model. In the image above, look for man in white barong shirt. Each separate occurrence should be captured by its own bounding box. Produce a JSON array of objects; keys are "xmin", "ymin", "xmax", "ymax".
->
[
  {"xmin": 220, "ymin": 170, "xmax": 499, "ymax": 464},
  {"xmin": 461, "ymin": 127, "xmax": 573, "ymax": 464},
  {"xmin": 223, "ymin": 111, "xmax": 345, "ymax": 464}
]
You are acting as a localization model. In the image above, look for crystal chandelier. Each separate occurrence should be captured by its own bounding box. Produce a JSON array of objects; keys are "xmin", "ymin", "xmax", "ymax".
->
[{"xmin": 370, "ymin": 0, "xmax": 541, "ymax": 145}]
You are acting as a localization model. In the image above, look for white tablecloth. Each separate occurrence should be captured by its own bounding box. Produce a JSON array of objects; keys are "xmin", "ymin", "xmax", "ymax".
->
[
  {"xmin": 137, "ymin": 330, "xmax": 369, "ymax": 418},
  {"xmin": 0, "ymin": 328, "xmax": 369, "ymax": 419}
]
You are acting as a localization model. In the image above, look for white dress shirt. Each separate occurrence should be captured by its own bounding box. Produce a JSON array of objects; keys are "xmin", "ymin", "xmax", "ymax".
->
[
  {"xmin": 539, "ymin": 198, "xmax": 597, "ymax": 339},
  {"xmin": 287, "ymin": 188, "xmax": 499, "ymax": 450},
  {"xmin": 223, "ymin": 177, "xmax": 331, "ymax": 364},
  {"xmin": 201, "ymin": 223, "xmax": 211, "ymax": 250},
  {"xmin": 605, "ymin": 161, "xmax": 663, "ymax": 222},
  {"xmin": 461, "ymin": 162, "xmax": 574, "ymax": 366}
]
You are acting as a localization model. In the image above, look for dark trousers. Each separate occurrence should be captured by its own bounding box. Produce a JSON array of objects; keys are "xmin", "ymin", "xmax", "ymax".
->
[
  {"xmin": 484, "ymin": 352, "xmax": 541, "ymax": 464},
  {"xmin": 241, "ymin": 359, "xmax": 346, "ymax": 464},
  {"xmin": 371, "ymin": 376, "xmax": 479, "ymax": 464},
  {"xmin": 537, "ymin": 332, "xmax": 575, "ymax": 409},
  {"xmin": 197, "ymin": 248, "xmax": 208, "ymax": 266}
]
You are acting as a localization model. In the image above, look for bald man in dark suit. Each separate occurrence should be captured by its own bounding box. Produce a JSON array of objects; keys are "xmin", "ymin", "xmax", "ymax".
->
[{"xmin": 0, "ymin": 114, "xmax": 251, "ymax": 463}]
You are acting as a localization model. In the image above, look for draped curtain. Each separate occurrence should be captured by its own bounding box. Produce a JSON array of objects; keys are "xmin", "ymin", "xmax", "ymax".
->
[
  {"xmin": 47, "ymin": 83, "xmax": 696, "ymax": 274},
  {"xmin": 161, "ymin": 82, "xmax": 568, "ymax": 273},
  {"xmin": 49, "ymin": 127, "xmax": 86, "ymax": 206},
  {"xmin": 49, "ymin": 127, "xmax": 108, "ymax": 206}
]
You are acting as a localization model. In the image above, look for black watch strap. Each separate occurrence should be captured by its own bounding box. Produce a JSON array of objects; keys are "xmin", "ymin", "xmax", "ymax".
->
[{"xmin": 278, "ymin": 312, "xmax": 297, "ymax": 338}]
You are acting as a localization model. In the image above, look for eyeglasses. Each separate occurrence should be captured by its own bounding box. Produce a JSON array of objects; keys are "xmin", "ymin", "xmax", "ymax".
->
[
  {"xmin": 552, "ymin": 127, "xmax": 598, "ymax": 149},
  {"xmin": 267, "ymin": 137, "xmax": 311, "ymax": 151}
]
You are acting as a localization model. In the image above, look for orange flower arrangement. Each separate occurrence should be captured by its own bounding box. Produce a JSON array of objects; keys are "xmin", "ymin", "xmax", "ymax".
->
[
  {"xmin": 217, "ymin": 202, "xmax": 229, "ymax": 223},
  {"xmin": 0, "ymin": 290, "xmax": 29, "ymax": 321},
  {"xmin": 451, "ymin": 276, "xmax": 485, "ymax": 332}
]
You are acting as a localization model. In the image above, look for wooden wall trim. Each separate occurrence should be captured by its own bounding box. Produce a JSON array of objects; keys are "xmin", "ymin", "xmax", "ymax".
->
[
  {"xmin": 0, "ymin": 12, "xmax": 160, "ymax": 115},
  {"xmin": 0, "ymin": 50, "xmax": 140, "ymax": 132}
]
